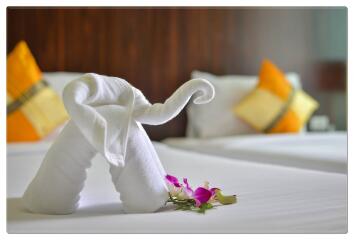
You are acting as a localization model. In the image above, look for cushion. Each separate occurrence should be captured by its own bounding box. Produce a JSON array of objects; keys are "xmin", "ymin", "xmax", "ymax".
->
[
  {"xmin": 43, "ymin": 72, "xmax": 84, "ymax": 96},
  {"xmin": 7, "ymin": 41, "xmax": 69, "ymax": 142},
  {"xmin": 234, "ymin": 59, "xmax": 318, "ymax": 133},
  {"xmin": 186, "ymin": 70, "xmax": 302, "ymax": 138}
]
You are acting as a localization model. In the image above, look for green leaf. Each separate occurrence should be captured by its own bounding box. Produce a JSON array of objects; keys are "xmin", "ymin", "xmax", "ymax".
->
[
  {"xmin": 198, "ymin": 209, "xmax": 205, "ymax": 213},
  {"xmin": 204, "ymin": 203, "xmax": 213, "ymax": 209},
  {"xmin": 215, "ymin": 190, "xmax": 237, "ymax": 205},
  {"xmin": 197, "ymin": 207, "xmax": 206, "ymax": 213},
  {"xmin": 196, "ymin": 203, "xmax": 213, "ymax": 213}
]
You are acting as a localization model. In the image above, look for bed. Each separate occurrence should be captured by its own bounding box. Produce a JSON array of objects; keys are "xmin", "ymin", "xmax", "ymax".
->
[
  {"xmin": 7, "ymin": 140, "xmax": 347, "ymax": 233},
  {"xmin": 7, "ymin": 71, "xmax": 347, "ymax": 233},
  {"xmin": 163, "ymin": 132, "xmax": 348, "ymax": 174}
]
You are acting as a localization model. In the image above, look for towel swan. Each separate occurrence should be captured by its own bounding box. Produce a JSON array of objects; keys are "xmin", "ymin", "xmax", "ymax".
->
[{"xmin": 22, "ymin": 73, "xmax": 214, "ymax": 214}]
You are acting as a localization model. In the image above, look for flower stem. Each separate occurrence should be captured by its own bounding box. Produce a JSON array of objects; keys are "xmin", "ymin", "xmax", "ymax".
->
[{"xmin": 167, "ymin": 194, "xmax": 196, "ymax": 208}]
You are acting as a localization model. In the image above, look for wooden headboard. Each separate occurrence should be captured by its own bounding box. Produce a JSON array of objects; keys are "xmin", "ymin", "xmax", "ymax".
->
[{"xmin": 7, "ymin": 7, "xmax": 344, "ymax": 139}]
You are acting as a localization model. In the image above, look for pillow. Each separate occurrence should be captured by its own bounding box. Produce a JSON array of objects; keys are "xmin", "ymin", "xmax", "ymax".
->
[
  {"xmin": 186, "ymin": 70, "xmax": 302, "ymax": 138},
  {"xmin": 43, "ymin": 72, "xmax": 84, "ymax": 97},
  {"xmin": 7, "ymin": 41, "xmax": 69, "ymax": 142},
  {"xmin": 234, "ymin": 59, "xmax": 319, "ymax": 133}
]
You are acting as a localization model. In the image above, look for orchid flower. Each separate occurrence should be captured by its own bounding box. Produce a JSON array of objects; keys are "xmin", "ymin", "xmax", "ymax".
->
[
  {"xmin": 165, "ymin": 174, "xmax": 237, "ymax": 213},
  {"xmin": 165, "ymin": 174, "xmax": 183, "ymax": 197},
  {"xmin": 165, "ymin": 174, "xmax": 182, "ymax": 188},
  {"xmin": 193, "ymin": 187, "xmax": 212, "ymax": 207},
  {"xmin": 183, "ymin": 178, "xmax": 193, "ymax": 198}
]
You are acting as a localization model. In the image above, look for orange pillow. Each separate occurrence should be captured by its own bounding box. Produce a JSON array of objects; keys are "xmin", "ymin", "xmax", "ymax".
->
[
  {"xmin": 234, "ymin": 59, "xmax": 319, "ymax": 133},
  {"xmin": 7, "ymin": 41, "xmax": 68, "ymax": 142}
]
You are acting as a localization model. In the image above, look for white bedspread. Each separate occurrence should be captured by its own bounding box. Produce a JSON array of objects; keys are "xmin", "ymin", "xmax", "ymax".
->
[
  {"xmin": 164, "ymin": 132, "xmax": 347, "ymax": 174},
  {"xmin": 7, "ymin": 141, "xmax": 347, "ymax": 233}
]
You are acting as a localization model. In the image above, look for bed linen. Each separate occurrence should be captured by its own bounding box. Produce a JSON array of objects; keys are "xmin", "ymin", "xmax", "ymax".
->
[
  {"xmin": 163, "ymin": 132, "xmax": 347, "ymax": 174},
  {"xmin": 7, "ymin": 141, "xmax": 347, "ymax": 233}
]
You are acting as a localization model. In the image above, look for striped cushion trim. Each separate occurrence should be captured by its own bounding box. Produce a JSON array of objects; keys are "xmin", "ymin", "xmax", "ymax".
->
[
  {"xmin": 263, "ymin": 87, "xmax": 295, "ymax": 132},
  {"xmin": 7, "ymin": 79, "xmax": 49, "ymax": 115}
]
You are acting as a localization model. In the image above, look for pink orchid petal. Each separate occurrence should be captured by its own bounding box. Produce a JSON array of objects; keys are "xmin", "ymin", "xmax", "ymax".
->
[
  {"xmin": 195, "ymin": 198, "xmax": 201, "ymax": 207},
  {"xmin": 210, "ymin": 187, "xmax": 220, "ymax": 196},
  {"xmin": 166, "ymin": 174, "xmax": 182, "ymax": 187},
  {"xmin": 193, "ymin": 187, "xmax": 212, "ymax": 205},
  {"xmin": 183, "ymin": 178, "xmax": 194, "ymax": 197}
]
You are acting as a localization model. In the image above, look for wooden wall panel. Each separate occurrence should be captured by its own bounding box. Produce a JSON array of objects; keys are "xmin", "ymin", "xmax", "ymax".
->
[{"xmin": 7, "ymin": 7, "xmax": 347, "ymax": 139}]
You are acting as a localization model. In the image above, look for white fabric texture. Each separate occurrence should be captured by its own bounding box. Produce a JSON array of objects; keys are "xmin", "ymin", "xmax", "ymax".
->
[
  {"xmin": 164, "ymin": 132, "xmax": 347, "ymax": 174},
  {"xmin": 187, "ymin": 70, "xmax": 302, "ymax": 138},
  {"xmin": 8, "ymin": 141, "xmax": 347, "ymax": 233},
  {"xmin": 22, "ymin": 73, "xmax": 215, "ymax": 214}
]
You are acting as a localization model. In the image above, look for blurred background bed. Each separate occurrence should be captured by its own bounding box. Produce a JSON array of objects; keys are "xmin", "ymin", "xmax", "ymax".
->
[{"xmin": 7, "ymin": 7, "xmax": 347, "ymax": 140}]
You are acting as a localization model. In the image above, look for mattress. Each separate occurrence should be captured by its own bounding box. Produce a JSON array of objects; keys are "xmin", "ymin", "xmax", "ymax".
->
[
  {"xmin": 7, "ymin": 141, "xmax": 347, "ymax": 233},
  {"xmin": 163, "ymin": 132, "xmax": 347, "ymax": 174}
]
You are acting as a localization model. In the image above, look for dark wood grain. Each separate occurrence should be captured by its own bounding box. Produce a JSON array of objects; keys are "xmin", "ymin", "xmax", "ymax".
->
[{"xmin": 7, "ymin": 7, "xmax": 347, "ymax": 139}]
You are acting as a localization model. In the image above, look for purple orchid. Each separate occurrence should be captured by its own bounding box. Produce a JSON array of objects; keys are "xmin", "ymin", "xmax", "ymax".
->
[
  {"xmin": 165, "ymin": 174, "xmax": 236, "ymax": 213},
  {"xmin": 165, "ymin": 174, "xmax": 182, "ymax": 187},
  {"xmin": 183, "ymin": 178, "xmax": 194, "ymax": 197},
  {"xmin": 165, "ymin": 174, "xmax": 185, "ymax": 199},
  {"xmin": 193, "ymin": 187, "xmax": 212, "ymax": 207},
  {"xmin": 210, "ymin": 188, "xmax": 219, "ymax": 195}
]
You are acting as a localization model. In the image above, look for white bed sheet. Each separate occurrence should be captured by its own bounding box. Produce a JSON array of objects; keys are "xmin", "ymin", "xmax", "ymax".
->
[
  {"xmin": 7, "ymin": 141, "xmax": 347, "ymax": 233},
  {"xmin": 163, "ymin": 132, "xmax": 347, "ymax": 174}
]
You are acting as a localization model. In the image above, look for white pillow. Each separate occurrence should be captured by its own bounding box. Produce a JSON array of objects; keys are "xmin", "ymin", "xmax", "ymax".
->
[
  {"xmin": 41, "ymin": 72, "xmax": 84, "ymax": 141},
  {"xmin": 43, "ymin": 72, "xmax": 84, "ymax": 97},
  {"xmin": 187, "ymin": 70, "xmax": 302, "ymax": 138}
]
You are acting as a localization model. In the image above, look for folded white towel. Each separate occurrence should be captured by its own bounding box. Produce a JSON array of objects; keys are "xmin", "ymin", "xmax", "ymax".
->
[{"xmin": 22, "ymin": 73, "xmax": 214, "ymax": 214}]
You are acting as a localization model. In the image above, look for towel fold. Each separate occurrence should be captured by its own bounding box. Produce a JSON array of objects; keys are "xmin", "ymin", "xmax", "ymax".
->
[{"xmin": 22, "ymin": 73, "xmax": 214, "ymax": 214}]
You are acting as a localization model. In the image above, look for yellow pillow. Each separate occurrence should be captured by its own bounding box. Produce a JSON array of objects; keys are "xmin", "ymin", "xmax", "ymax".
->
[
  {"xmin": 234, "ymin": 59, "xmax": 319, "ymax": 133},
  {"xmin": 7, "ymin": 41, "xmax": 68, "ymax": 142}
]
